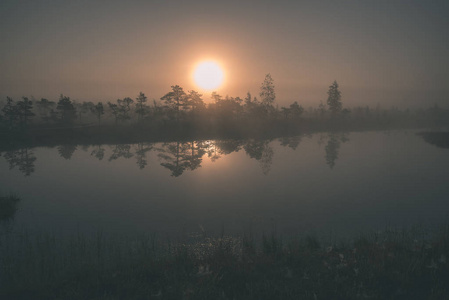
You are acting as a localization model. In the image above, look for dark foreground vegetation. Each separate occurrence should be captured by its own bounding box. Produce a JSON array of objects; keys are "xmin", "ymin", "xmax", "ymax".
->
[
  {"xmin": 1, "ymin": 76, "xmax": 448, "ymax": 148},
  {"xmin": 1, "ymin": 224, "xmax": 448, "ymax": 299}
]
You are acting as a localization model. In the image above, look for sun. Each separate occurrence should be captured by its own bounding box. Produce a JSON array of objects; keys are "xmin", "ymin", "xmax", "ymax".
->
[{"xmin": 193, "ymin": 61, "xmax": 224, "ymax": 90}]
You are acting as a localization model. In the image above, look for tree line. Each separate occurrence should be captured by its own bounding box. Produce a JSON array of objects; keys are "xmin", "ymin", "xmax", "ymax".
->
[{"xmin": 1, "ymin": 75, "xmax": 447, "ymax": 133}]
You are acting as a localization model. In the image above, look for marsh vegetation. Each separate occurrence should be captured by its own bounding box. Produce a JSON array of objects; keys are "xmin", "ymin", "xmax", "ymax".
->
[{"xmin": 1, "ymin": 225, "xmax": 448, "ymax": 299}]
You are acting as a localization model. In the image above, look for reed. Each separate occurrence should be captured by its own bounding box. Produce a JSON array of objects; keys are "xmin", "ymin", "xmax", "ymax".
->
[{"xmin": 0, "ymin": 225, "xmax": 448, "ymax": 299}]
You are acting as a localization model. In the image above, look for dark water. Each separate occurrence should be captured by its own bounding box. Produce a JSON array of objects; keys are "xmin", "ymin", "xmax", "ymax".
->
[{"xmin": 1, "ymin": 130, "xmax": 449, "ymax": 238}]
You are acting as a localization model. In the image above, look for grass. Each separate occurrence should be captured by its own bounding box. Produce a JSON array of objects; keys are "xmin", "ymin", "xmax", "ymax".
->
[{"xmin": 0, "ymin": 225, "xmax": 448, "ymax": 299}]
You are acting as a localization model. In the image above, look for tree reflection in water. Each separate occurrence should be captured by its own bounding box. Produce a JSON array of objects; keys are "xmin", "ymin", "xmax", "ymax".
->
[
  {"xmin": 1, "ymin": 133, "xmax": 350, "ymax": 177},
  {"xmin": 109, "ymin": 144, "xmax": 133, "ymax": 161},
  {"xmin": 157, "ymin": 141, "xmax": 205, "ymax": 177},
  {"xmin": 135, "ymin": 143, "xmax": 153, "ymax": 170},
  {"xmin": 3, "ymin": 148, "xmax": 36, "ymax": 176},
  {"xmin": 243, "ymin": 140, "xmax": 274, "ymax": 175},
  {"xmin": 91, "ymin": 145, "xmax": 105, "ymax": 160},
  {"xmin": 324, "ymin": 133, "xmax": 349, "ymax": 169},
  {"xmin": 278, "ymin": 135, "xmax": 301, "ymax": 150},
  {"xmin": 57, "ymin": 144, "xmax": 77, "ymax": 160}
]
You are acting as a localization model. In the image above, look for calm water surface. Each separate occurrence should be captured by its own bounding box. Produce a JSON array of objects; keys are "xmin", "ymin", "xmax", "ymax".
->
[{"xmin": 1, "ymin": 130, "xmax": 448, "ymax": 238}]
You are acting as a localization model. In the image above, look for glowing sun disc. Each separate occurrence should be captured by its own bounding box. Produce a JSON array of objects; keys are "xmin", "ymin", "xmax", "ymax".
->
[{"xmin": 193, "ymin": 61, "xmax": 224, "ymax": 90}]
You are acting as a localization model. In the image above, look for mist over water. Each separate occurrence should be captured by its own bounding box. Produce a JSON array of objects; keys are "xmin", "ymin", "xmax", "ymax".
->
[{"xmin": 1, "ymin": 130, "xmax": 448, "ymax": 238}]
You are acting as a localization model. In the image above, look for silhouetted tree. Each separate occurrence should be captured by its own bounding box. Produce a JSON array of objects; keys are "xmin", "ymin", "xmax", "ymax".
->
[
  {"xmin": 289, "ymin": 101, "xmax": 304, "ymax": 119},
  {"xmin": 91, "ymin": 102, "xmax": 104, "ymax": 125},
  {"xmin": 244, "ymin": 92, "xmax": 257, "ymax": 116},
  {"xmin": 135, "ymin": 92, "xmax": 149, "ymax": 122},
  {"xmin": 161, "ymin": 85, "xmax": 188, "ymax": 122},
  {"xmin": 260, "ymin": 73, "xmax": 276, "ymax": 107},
  {"xmin": 56, "ymin": 94, "xmax": 77, "ymax": 124},
  {"xmin": 118, "ymin": 97, "xmax": 134, "ymax": 122},
  {"xmin": 108, "ymin": 98, "xmax": 134, "ymax": 124},
  {"xmin": 151, "ymin": 99, "xmax": 165, "ymax": 121},
  {"xmin": 281, "ymin": 102, "xmax": 304, "ymax": 121},
  {"xmin": 108, "ymin": 102, "xmax": 120, "ymax": 125},
  {"xmin": 1, "ymin": 97, "xmax": 18, "ymax": 128},
  {"xmin": 74, "ymin": 101, "xmax": 94, "ymax": 121},
  {"xmin": 212, "ymin": 93, "xmax": 243, "ymax": 121},
  {"xmin": 49, "ymin": 109, "xmax": 59, "ymax": 123},
  {"xmin": 36, "ymin": 98, "xmax": 56, "ymax": 123},
  {"xmin": 318, "ymin": 101, "xmax": 326, "ymax": 117},
  {"xmin": 187, "ymin": 90, "xmax": 205, "ymax": 113},
  {"xmin": 15, "ymin": 97, "xmax": 35, "ymax": 128},
  {"xmin": 244, "ymin": 92, "xmax": 252, "ymax": 106},
  {"xmin": 281, "ymin": 106, "xmax": 291, "ymax": 119},
  {"xmin": 327, "ymin": 81, "xmax": 342, "ymax": 114}
]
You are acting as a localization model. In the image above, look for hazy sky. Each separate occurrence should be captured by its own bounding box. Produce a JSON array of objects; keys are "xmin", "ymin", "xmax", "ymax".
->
[{"xmin": 1, "ymin": 0, "xmax": 448, "ymax": 107}]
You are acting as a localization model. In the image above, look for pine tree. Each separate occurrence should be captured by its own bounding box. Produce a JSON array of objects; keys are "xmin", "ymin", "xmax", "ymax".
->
[
  {"xmin": 187, "ymin": 90, "xmax": 205, "ymax": 111},
  {"xmin": 259, "ymin": 73, "xmax": 276, "ymax": 107},
  {"xmin": 117, "ymin": 97, "xmax": 134, "ymax": 121},
  {"xmin": 327, "ymin": 80, "xmax": 342, "ymax": 114},
  {"xmin": 289, "ymin": 101, "xmax": 304, "ymax": 119},
  {"xmin": 1, "ymin": 97, "xmax": 19, "ymax": 128},
  {"xmin": 56, "ymin": 94, "xmax": 77, "ymax": 124},
  {"xmin": 135, "ymin": 92, "xmax": 148, "ymax": 122},
  {"xmin": 160, "ymin": 85, "xmax": 187, "ymax": 121},
  {"xmin": 16, "ymin": 97, "xmax": 35, "ymax": 128},
  {"xmin": 36, "ymin": 98, "xmax": 55, "ymax": 123},
  {"xmin": 107, "ymin": 102, "xmax": 120, "ymax": 125},
  {"xmin": 91, "ymin": 102, "xmax": 104, "ymax": 126}
]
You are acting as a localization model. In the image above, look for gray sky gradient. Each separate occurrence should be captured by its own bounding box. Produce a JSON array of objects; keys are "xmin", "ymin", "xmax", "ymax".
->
[{"xmin": 1, "ymin": 0, "xmax": 448, "ymax": 107}]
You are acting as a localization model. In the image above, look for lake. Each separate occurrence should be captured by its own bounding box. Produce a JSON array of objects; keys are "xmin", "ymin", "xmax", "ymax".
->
[{"xmin": 1, "ymin": 130, "xmax": 449, "ymax": 239}]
